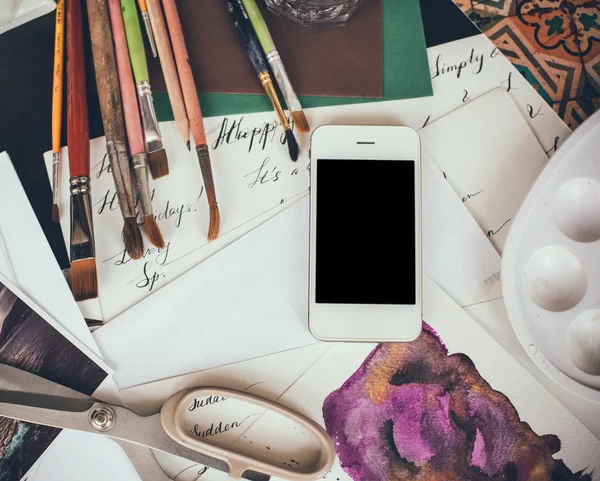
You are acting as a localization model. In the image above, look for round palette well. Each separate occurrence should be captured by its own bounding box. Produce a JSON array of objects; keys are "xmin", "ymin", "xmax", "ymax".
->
[{"xmin": 502, "ymin": 109, "xmax": 600, "ymax": 398}]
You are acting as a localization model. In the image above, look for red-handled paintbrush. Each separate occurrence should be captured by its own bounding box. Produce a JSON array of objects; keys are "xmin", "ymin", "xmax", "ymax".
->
[{"xmin": 67, "ymin": 0, "xmax": 98, "ymax": 301}]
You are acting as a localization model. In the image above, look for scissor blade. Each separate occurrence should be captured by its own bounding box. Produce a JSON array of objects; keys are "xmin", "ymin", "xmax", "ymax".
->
[
  {"xmin": 0, "ymin": 394, "xmax": 95, "ymax": 431},
  {"xmin": 0, "ymin": 390, "xmax": 95, "ymax": 413},
  {"xmin": 0, "ymin": 363, "xmax": 94, "ymax": 401},
  {"xmin": 0, "ymin": 364, "xmax": 95, "ymax": 430}
]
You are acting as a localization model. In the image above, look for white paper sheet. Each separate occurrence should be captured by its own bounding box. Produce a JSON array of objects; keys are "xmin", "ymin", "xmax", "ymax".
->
[
  {"xmin": 30, "ymin": 431, "xmax": 140, "ymax": 481},
  {"xmin": 0, "ymin": 152, "xmax": 103, "ymax": 359},
  {"xmin": 120, "ymin": 343, "xmax": 328, "ymax": 415},
  {"xmin": 0, "ymin": 230, "xmax": 14, "ymax": 283},
  {"xmin": 420, "ymin": 89, "xmax": 550, "ymax": 253},
  {"xmin": 422, "ymin": 155, "xmax": 500, "ymax": 299},
  {"xmin": 46, "ymin": 119, "xmax": 310, "ymax": 322},
  {"xmin": 94, "ymin": 196, "xmax": 316, "ymax": 388}
]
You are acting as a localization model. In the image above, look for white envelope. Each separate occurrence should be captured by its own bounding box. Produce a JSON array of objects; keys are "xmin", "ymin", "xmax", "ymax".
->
[{"xmin": 0, "ymin": 152, "xmax": 102, "ymax": 360}]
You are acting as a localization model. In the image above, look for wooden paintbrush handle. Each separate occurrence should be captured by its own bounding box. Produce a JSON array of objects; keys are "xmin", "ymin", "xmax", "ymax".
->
[
  {"xmin": 161, "ymin": 0, "xmax": 206, "ymax": 146},
  {"xmin": 86, "ymin": 0, "xmax": 126, "ymax": 143},
  {"xmin": 67, "ymin": 0, "xmax": 90, "ymax": 177},
  {"xmin": 87, "ymin": 0, "xmax": 137, "ymax": 220},
  {"xmin": 108, "ymin": 0, "xmax": 145, "ymax": 155},
  {"xmin": 52, "ymin": 0, "xmax": 65, "ymax": 154},
  {"xmin": 121, "ymin": 0, "xmax": 149, "ymax": 83},
  {"xmin": 146, "ymin": 0, "xmax": 187, "ymax": 131}
]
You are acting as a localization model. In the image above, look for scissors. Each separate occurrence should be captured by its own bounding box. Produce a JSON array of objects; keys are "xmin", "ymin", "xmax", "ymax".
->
[{"xmin": 0, "ymin": 364, "xmax": 335, "ymax": 481}]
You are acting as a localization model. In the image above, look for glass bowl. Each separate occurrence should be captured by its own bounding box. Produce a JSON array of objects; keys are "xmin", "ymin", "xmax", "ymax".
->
[{"xmin": 263, "ymin": 0, "xmax": 364, "ymax": 28}]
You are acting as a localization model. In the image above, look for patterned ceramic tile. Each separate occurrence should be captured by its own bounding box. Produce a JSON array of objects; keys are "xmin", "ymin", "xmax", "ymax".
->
[{"xmin": 455, "ymin": 0, "xmax": 600, "ymax": 127}]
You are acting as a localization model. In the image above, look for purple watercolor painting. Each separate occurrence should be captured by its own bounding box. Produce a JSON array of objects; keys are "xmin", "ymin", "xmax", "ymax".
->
[{"xmin": 323, "ymin": 325, "xmax": 591, "ymax": 481}]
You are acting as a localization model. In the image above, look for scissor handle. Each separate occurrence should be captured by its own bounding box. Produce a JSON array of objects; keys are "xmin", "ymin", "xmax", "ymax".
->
[{"xmin": 160, "ymin": 387, "xmax": 335, "ymax": 480}]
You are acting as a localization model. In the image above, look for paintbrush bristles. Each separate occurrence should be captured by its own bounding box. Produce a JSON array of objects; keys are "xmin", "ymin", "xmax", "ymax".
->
[
  {"xmin": 144, "ymin": 215, "xmax": 166, "ymax": 248},
  {"xmin": 285, "ymin": 129, "xmax": 299, "ymax": 162},
  {"xmin": 208, "ymin": 204, "xmax": 220, "ymax": 242},
  {"xmin": 52, "ymin": 204, "xmax": 60, "ymax": 223},
  {"xmin": 70, "ymin": 258, "xmax": 98, "ymax": 301},
  {"xmin": 148, "ymin": 149, "xmax": 169, "ymax": 179},
  {"xmin": 291, "ymin": 111, "xmax": 310, "ymax": 134},
  {"xmin": 123, "ymin": 217, "xmax": 144, "ymax": 259}
]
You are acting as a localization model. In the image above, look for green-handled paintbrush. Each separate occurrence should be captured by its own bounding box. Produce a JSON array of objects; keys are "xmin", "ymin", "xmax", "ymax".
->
[
  {"xmin": 121, "ymin": 0, "xmax": 169, "ymax": 179},
  {"xmin": 240, "ymin": 0, "xmax": 310, "ymax": 134},
  {"xmin": 226, "ymin": 0, "xmax": 299, "ymax": 161}
]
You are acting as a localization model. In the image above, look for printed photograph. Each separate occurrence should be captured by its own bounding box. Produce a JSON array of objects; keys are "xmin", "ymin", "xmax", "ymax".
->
[{"xmin": 0, "ymin": 279, "xmax": 108, "ymax": 481}]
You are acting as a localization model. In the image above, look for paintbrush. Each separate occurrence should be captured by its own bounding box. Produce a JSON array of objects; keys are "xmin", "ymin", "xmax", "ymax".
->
[
  {"xmin": 108, "ymin": 0, "xmax": 165, "ymax": 248},
  {"xmin": 121, "ymin": 0, "xmax": 168, "ymax": 179},
  {"xmin": 86, "ymin": 0, "xmax": 145, "ymax": 259},
  {"xmin": 146, "ymin": 0, "xmax": 190, "ymax": 150},
  {"xmin": 240, "ymin": 0, "xmax": 310, "ymax": 134},
  {"xmin": 51, "ymin": 0, "xmax": 65, "ymax": 223},
  {"xmin": 226, "ymin": 0, "xmax": 299, "ymax": 162},
  {"xmin": 135, "ymin": 0, "xmax": 157, "ymax": 57},
  {"xmin": 66, "ymin": 0, "xmax": 98, "ymax": 301},
  {"xmin": 61, "ymin": 268, "xmax": 104, "ymax": 330},
  {"xmin": 162, "ymin": 0, "xmax": 220, "ymax": 241}
]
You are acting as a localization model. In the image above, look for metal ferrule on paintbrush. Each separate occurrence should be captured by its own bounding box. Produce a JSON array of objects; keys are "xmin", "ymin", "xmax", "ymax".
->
[
  {"xmin": 132, "ymin": 152, "xmax": 153, "ymax": 216},
  {"xmin": 69, "ymin": 176, "xmax": 95, "ymax": 262},
  {"xmin": 258, "ymin": 71, "xmax": 290, "ymax": 130},
  {"xmin": 52, "ymin": 152, "xmax": 60, "ymax": 212},
  {"xmin": 196, "ymin": 145, "xmax": 217, "ymax": 206},
  {"xmin": 137, "ymin": 80, "xmax": 163, "ymax": 154},
  {"xmin": 266, "ymin": 51, "xmax": 302, "ymax": 114}
]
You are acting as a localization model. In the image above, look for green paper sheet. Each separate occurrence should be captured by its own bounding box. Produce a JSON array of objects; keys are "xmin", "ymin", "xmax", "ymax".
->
[{"xmin": 155, "ymin": 0, "xmax": 431, "ymax": 121}]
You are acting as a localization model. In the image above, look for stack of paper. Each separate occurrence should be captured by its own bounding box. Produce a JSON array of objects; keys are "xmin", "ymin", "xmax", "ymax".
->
[{"xmin": 4, "ymin": 31, "xmax": 596, "ymax": 481}]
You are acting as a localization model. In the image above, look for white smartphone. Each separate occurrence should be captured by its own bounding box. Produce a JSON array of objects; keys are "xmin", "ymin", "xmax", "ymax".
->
[{"xmin": 309, "ymin": 125, "xmax": 422, "ymax": 342}]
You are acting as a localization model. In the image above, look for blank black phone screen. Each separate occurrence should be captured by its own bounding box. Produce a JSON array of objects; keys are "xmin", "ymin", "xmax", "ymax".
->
[{"xmin": 315, "ymin": 158, "xmax": 416, "ymax": 305}]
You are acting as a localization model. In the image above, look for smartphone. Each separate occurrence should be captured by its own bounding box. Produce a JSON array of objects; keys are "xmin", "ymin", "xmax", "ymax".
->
[{"xmin": 308, "ymin": 125, "xmax": 422, "ymax": 342}]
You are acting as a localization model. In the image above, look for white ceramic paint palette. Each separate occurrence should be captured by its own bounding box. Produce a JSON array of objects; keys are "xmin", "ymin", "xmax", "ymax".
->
[{"xmin": 503, "ymin": 109, "xmax": 600, "ymax": 401}]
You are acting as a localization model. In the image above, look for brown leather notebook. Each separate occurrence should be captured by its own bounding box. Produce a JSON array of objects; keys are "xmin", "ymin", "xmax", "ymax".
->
[{"xmin": 148, "ymin": 0, "xmax": 383, "ymax": 98}]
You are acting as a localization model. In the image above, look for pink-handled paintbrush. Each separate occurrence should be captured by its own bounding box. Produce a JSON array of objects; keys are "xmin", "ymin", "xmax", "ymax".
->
[
  {"xmin": 107, "ymin": 0, "xmax": 165, "ymax": 249},
  {"xmin": 161, "ymin": 0, "xmax": 220, "ymax": 240}
]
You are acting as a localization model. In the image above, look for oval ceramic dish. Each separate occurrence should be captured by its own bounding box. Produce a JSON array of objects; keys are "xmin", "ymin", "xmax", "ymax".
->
[{"xmin": 502, "ymin": 109, "xmax": 600, "ymax": 402}]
